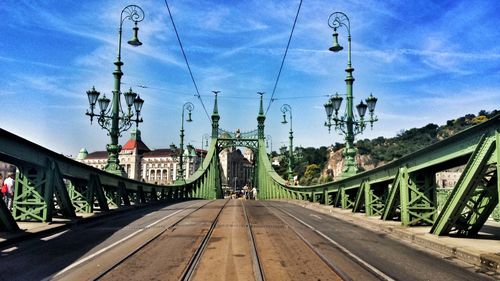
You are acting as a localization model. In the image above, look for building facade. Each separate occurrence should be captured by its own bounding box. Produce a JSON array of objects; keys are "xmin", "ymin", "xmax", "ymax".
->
[
  {"xmin": 77, "ymin": 130, "xmax": 202, "ymax": 185},
  {"xmin": 219, "ymin": 147, "xmax": 254, "ymax": 191}
]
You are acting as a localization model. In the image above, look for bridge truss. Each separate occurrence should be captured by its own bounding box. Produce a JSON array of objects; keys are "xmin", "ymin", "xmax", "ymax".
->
[{"xmin": 0, "ymin": 94, "xmax": 499, "ymax": 238}]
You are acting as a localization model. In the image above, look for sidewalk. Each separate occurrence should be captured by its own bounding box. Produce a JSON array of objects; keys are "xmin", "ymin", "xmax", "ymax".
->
[
  {"xmin": 0, "ymin": 207, "xmax": 126, "ymax": 247},
  {"xmin": 283, "ymin": 199, "xmax": 500, "ymax": 274}
]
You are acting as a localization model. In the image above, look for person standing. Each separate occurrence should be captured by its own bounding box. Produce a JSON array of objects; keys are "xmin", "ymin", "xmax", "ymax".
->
[
  {"xmin": 252, "ymin": 187, "xmax": 257, "ymax": 200},
  {"xmin": 4, "ymin": 173, "xmax": 14, "ymax": 211},
  {"xmin": 0, "ymin": 174, "xmax": 4, "ymax": 202}
]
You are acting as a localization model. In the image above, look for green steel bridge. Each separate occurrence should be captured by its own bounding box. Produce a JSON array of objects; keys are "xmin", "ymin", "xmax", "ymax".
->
[{"xmin": 0, "ymin": 93, "xmax": 499, "ymax": 240}]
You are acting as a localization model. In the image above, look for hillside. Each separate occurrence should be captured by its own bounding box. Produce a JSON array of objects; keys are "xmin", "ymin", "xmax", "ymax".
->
[{"xmin": 273, "ymin": 110, "xmax": 498, "ymax": 184}]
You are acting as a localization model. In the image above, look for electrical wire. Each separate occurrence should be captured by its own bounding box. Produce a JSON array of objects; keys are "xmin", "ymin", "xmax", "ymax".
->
[
  {"xmin": 265, "ymin": 0, "xmax": 303, "ymax": 115},
  {"xmin": 164, "ymin": 0, "xmax": 211, "ymax": 121},
  {"xmin": 122, "ymin": 82, "xmax": 329, "ymax": 101}
]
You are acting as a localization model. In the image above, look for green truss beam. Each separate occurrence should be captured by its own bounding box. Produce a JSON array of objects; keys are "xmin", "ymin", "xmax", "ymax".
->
[{"xmin": 431, "ymin": 133, "xmax": 498, "ymax": 236}]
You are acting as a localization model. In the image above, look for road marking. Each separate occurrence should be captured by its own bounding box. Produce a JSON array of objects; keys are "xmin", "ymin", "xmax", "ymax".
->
[
  {"xmin": 51, "ymin": 203, "xmax": 197, "ymax": 279},
  {"xmin": 1, "ymin": 246, "xmax": 17, "ymax": 253},
  {"xmin": 310, "ymin": 214, "xmax": 322, "ymax": 220},
  {"xmin": 282, "ymin": 209, "xmax": 395, "ymax": 281},
  {"xmin": 41, "ymin": 230, "xmax": 70, "ymax": 241}
]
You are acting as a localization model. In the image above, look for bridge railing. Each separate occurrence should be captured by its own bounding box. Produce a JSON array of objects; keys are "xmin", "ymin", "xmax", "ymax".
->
[
  {"xmin": 257, "ymin": 115, "xmax": 500, "ymax": 236},
  {"xmin": 0, "ymin": 129, "xmax": 222, "ymax": 231}
]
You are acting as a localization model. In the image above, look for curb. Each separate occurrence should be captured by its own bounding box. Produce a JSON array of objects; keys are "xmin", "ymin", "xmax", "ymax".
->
[
  {"xmin": 0, "ymin": 200, "xmax": 183, "ymax": 248},
  {"xmin": 281, "ymin": 199, "xmax": 500, "ymax": 274}
]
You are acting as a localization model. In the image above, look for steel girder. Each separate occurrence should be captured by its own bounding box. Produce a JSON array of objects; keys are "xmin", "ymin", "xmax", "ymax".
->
[
  {"xmin": 353, "ymin": 181, "xmax": 386, "ymax": 216},
  {"xmin": 12, "ymin": 159, "xmax": 76, "ymax": 222},
  {"xmin": 381, "ymin": 166, "xmax": 437, "ymax": 226},
  {"xmin": 67, "ymin": 180, "xmax": 92, "ymax": 213},
  {"xmin": 431, "ymin": 133, "xmax": 499, "ymax": 236},
  {"xmin": 0, "ymin": 131, "xmax": 224, "ymax": 230}
]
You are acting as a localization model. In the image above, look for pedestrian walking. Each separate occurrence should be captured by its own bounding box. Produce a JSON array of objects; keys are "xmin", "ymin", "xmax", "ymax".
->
[{"xmin": 3, "ymin": 173, "xmax": 14, "ymax": 211}]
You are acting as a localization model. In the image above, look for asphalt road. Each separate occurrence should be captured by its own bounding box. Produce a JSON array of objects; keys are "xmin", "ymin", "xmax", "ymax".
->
[
  {"xmin": 267, "ymin": 200, "xmax": 496, "ymax": 281},
  {"xmin": 0, "ymin": 200, "xmax": 206, "ymax": 281},
  {"xmin": 0, "ymin": 199, "xmax": 496, "ymax": 281}
]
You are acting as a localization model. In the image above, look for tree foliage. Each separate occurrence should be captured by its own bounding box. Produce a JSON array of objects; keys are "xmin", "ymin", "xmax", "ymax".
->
[{"xmin": 271, "ymin": 110, "xmax": 498, "ymax": 184}]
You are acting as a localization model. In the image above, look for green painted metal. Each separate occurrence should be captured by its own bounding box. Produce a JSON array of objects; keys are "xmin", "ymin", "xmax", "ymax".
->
[
  {"xmin": 118, "ymin": 181, "xmax": 130, "ymax": 206},
  {"xmin": 13, "ymin": 166, "xmax": 49, "ymax": 222},
  {"xmin": 324, "ymin": 12, "xmax": 378, "ymax": 180},
  {"xmin": 381, "ymin": 167, "xmax": 437, "ymax": 225},
  {"xmin": 68, "ymin": 180, "xmax": 92, "ymax": 213},
  {"xmin": 85, "ymin": 5, "xmax": 145, "ymax": 177},
  {"xmin": 431, "ymin": 133, "xmax": 498, "ymax": 236},
  {"xmin": 353, "ymin": 180, "xmax": 382, "ymax": 215},
  {"xmin": 0, "ymin": 87, "xmax": 499, "ymax": 237},
  {"xmin": 48, "ymin": 160, "xmax": 76, "ymax": 218},
  {"xmin": 353, "ymin": 181, "xmax": 366, "ymax": 213},
  {"xmin": 177, "ymin": 102, "xmax": 194, "ymax": 182},
  {"xmin": 365, "ymin": 183, "xmax": 386, "ymax": 216},
  {"xmin": 88, "ymin": 174, "xmax": 109, "ymax": 212}
]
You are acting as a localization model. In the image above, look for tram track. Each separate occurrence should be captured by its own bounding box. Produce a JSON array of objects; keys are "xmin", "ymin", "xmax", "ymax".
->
[
  {"xmin": 242, "ymin": 200, "xmax": 265, "ymax": 281},
  {"xmin": 91, "ymin": 199, "xmax": 229, "ymax": 281},
  {"xmin": 264, "ymin": 201, "xmax": 394, "ymax": 281},
  {"xmin": 244, "ymin": 200, "xmax": 344, "ymax": 280},
  {"xmin": 89, "ymin": 200, "xmax": 216, "ymax": 280},
  {"xmin": 180, "ymin": 199, "xmax": 230, "ymax": 281},
  {"xmin": 262, "ymin": 201, "xmax": 354, "ymax": 281}
]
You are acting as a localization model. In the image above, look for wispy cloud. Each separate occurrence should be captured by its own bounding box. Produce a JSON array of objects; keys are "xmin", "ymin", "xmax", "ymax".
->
[{"xmin": 2, "ymin": 0, "xmax": 500, "ymax": 155}]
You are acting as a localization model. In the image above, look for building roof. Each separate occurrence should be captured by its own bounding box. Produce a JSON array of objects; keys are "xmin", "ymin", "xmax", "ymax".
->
[
  {"xmin": 195, "ymin": 148, "xmax": 207, "ymax": 156},
  {"xmin": 143, "ymin": 149, "xmax": 176, "ymax": 158},
  {"xmin": 122, "ymin": 129, "xmax": 150, "ymax": 153},
  {"xmin": 85, "ymin": 151, "xmax": 108, "ymax": 160},
  {"xmin": 122, "ymin": 138, "xmax": 150, "ymax": 153}
]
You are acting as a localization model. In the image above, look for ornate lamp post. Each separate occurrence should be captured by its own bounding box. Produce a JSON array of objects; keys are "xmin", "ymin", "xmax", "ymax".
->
[
  {"xmin": 281, "ymin": 104, "xmax": 293, "ymax": 182},
  {"xmin": 324, "ymin": 12, "xmax": 378, "ymax": 179},
  {"xmin": 85, "ymin": 5, "xmax": 145, "ymax": 176},
  {"xmin": 266, "ymin": 135, "xmax": 273, "ymax": 151},
  {"xmin": 177, "ymin": 102, "xmax": 194, "ymax": 182},
  {"xmin": 200, "ymin": 133, "xmax": 210, "ymax": 168}
]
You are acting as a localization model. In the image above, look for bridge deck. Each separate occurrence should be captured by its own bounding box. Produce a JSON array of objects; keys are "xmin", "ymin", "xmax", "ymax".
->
[{"xmin": 0, "ymin": 200, "xmax": 497, "ymax": 280}]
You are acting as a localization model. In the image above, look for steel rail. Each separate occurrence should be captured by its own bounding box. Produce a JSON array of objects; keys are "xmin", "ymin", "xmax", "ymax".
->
[
  {"xmin": 91, "ymin": 200, "xmax": 215, "ymax": 280},
  {"xmin": 242, "ymin": 200, "xmax": 266, "ymax": 281},
  {"xmin": 181, "ymin": 199, "xmax": 230, "ymax": 281},
  {"xmin": 269, "ymin": 203, "xmax": 394, "ymax": 281},
  {"xmin": 261, "ymin": 201, "xmax": 353, "ymax": 281}
]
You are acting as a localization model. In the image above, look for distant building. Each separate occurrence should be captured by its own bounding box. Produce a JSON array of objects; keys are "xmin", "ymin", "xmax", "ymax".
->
[
  {"xmin": 0, "ymin": 161, "xmax": 16, "ymax": 179},
  {"xmin": 435, "ymin": 170, "xmax": 462, "ymax": 188},
  {"xmin": 219, "ymin": 147, "xmax": 254, "ymax": 190},
  {"xmin": 77, "ymin": 129, "xmax": 204, "ymax": 185}
]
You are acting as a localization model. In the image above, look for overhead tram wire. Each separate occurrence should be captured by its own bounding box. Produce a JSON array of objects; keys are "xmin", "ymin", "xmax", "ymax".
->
[
  {"xmin": 265, "ymin": 0, "xmax": 303, "ymax": 116},
  {"xmin": 122, "ymin": 82, "xmax": 328, "ymax": 100},
  {"xmin": 163, "ymin": 0, "xmax": 211, "ymax": 121}
]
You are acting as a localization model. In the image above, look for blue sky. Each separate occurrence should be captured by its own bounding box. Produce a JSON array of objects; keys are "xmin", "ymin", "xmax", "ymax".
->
[{"xmin": 1, "ymin": 0, "xmax": 500, "ymax": 156}]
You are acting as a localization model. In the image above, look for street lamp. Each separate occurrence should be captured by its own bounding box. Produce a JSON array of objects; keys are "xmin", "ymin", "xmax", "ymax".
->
[
  {"xmin": 281, "ymin": 104, "xmax": 293, "ymax": 182},
  {"xmin": 184, "ymin": 144, "xmax": 197, "ymax": 176},
  {"xmin": 266, "ymin": 135, "xmax": 273, "ymax": 151},
  {"xmin": 85, "ymin": 5, "xmax": 145, "ymax": 176},
  {"xmin": 324, "ymin": 12, "xmax": 378, "ymax": 179},
  {"xmin": 201, "ymin": 133, "xmax": 210, "ymax": 168},
  {"xmin": 177, "ymin": 102, "xmax": 194, "ymax": 182}
]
